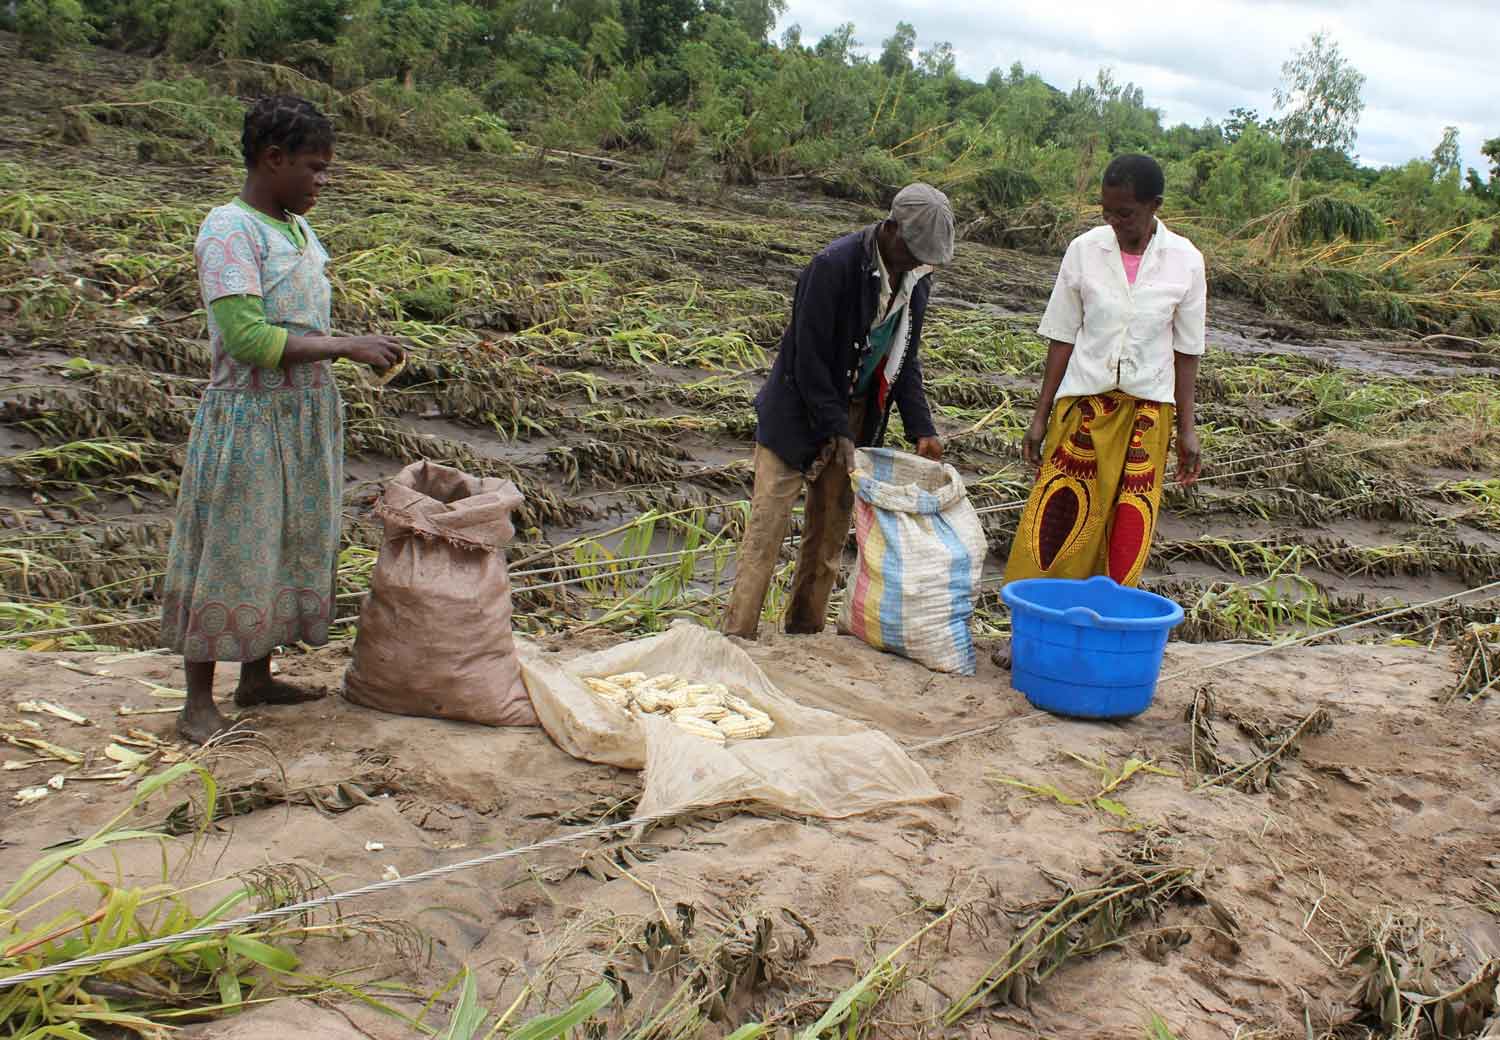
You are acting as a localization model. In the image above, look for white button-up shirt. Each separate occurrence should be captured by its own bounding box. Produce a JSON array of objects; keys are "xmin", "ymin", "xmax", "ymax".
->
[
  {"xmin": 1037, "ymin": 219, "xmax": 1206, "ymax": 405},
  {"xmin": 873, "ymin": 244, "xmax": 931, "ymax": 331}
]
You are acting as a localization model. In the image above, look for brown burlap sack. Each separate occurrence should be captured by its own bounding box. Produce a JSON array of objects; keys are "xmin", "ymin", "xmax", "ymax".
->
[{"xmin": 343, "ymin": 461, "xmax": 538, "ymax": 727}]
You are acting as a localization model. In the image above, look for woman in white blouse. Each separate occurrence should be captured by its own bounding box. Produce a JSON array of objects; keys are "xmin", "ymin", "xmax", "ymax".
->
[{"xmin": 1005, "ymin": 154, "xmax": 1204, "ymax": 586}]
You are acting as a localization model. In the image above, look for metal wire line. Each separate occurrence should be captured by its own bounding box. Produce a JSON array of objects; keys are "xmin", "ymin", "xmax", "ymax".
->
[{"xmin": 0, "ymin": 802, "xmax": 697, "ymax": 991}]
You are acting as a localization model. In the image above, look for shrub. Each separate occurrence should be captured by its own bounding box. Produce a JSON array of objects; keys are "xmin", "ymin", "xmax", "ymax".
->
[
  {"xmin": 1295, "ymin": 195, "xmax": 1383, "ymax": 244},
  {"xmin": 344, "ymin": 81, "xmax": 514, "ymax": 155},
  {"xmin": 819, "ymin": 147, "xmax": 913, "ymax": 205},
  {"xmin": 18, "ymin": 0, "xmax": 94, "ymax": 62},
  {"xmin": 969, "ymin": 163, "xmax": 1043, "ymax": 212},
  {"xmin": 85, "ymin": 76, "xmax": 243, "ymax": 157}
]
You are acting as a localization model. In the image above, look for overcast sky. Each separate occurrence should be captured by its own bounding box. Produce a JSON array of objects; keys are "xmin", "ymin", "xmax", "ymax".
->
[{"xmin": 776, "ymin": 0, "xmax": 1495, "ymax": 177}]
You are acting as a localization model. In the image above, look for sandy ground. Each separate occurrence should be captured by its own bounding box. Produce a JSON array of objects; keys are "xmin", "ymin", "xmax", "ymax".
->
[{"xmin": 2, "ymin": 629, "xmax": 1497, "ymax": 1039}]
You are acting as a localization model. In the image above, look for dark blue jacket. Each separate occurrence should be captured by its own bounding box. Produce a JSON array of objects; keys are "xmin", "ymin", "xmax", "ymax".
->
[{"xmin": 755, "ymin": 224, "xmax": 938, "ymax": 471}]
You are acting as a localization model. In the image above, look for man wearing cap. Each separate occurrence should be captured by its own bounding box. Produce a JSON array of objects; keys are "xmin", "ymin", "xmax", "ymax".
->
[{"xmin": 722, "ymin": 183, "xmax": 956, "ymax": 639}]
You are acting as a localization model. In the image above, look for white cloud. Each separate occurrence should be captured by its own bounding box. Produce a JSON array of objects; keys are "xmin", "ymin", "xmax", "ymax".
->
[{"xmin": 777, "ymin": 0, "xmax": 1496, "ymax": 175}]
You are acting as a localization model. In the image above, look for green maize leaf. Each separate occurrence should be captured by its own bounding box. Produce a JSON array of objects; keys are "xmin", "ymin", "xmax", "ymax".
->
[
  {"xmin": 508, "ymin": 982, "xmax": 614, "ymax": 1040},
  {"xmin": 225, "ymin": 934, "xmax": 299, "ymax": 973},
  {"xmin": 439, "ymin": 969, "xmax": 488, "ymax": 1040}
]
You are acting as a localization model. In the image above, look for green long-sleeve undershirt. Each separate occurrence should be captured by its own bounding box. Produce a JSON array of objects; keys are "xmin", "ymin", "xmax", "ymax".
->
[
  {"xmin": 211, "ymin": 294, "xmax": 286, "ymax": 369},
  {"xmin": 209, "ymin": 199, "xmax": 309, "ymax": 370}
]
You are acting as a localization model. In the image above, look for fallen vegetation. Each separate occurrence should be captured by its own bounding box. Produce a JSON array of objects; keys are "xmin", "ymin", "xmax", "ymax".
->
[{"xmin": 1, "ymin": 25, "xmax": 1499, "ymax": 1040}]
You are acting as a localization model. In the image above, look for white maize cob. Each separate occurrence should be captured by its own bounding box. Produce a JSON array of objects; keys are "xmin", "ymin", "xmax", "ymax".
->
[
  {"xmin": 585, "ymin": 673, "xmax": 778, "ymax": 739},
  {"xmin": 725, "ymin": 694, "xmax": 771, "ymax": 722},
  {"xmin": 717, "ymin": 714, "xmax": 774, "ymax": 739},
  {"xmin": 656, "ymin": 688, "xmax": 692, "ymax": 710},
  {"xmin": 674, "ymin": 718, "xmax": 726, "ymax": 742},
  {"xmin": 584, "ymin": 677, "xmax": 630, "ymax": 698}
]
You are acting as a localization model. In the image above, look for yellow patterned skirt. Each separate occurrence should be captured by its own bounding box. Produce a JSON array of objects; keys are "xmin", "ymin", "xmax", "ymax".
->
[{"xmin": 1005, "ymin": 391, "xmax": 1174, "ymax": 587}]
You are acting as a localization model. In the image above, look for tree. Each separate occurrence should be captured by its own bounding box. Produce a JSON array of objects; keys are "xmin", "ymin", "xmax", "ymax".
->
[
  {"xmin": 1223, "ymin": 107, "xmax": 1260, "ymax": 143},
  {"xmin": 710, "ymin": 0, "xmax": 785, "ymax": 43},
  {"xmin": 1201, "ymin": 123, "xmax": 1285, "ymax": 226},
  {"xmin": 1431, "ymin": 126, "xmax": 1461, "ymax": 180},
  {"xmin": 916, "ymin": 40, "xmax": 954, "ymax": 78},
  {"xmin": 1466, "ymin": 136, "xmax": 1500, "ymax": 203},
  {"xmin": 584, "ymin": 15, "xmax": 627, "ymax": 77},
  {"xmin": 621, "ymin": 0, "xmax": 699, "ymax": 59},
  {"xmin": 878, "ymin": 21, "xmax": 915, "ymax": 78},
  {"xmin": 1272, "ymin": 30, "xmax": 1366, "ymax": 192},
  {"xmin": 813, "ymin": 22, "xmax": 856, "ymax": 63},
  {"xmin": 997, "ymin": 75, "xmax": 1054, "ymax": 162}
]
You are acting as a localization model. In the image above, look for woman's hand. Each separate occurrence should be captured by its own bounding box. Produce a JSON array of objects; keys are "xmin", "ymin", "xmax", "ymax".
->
[
  {"xmin": 342, "ymin": 335, "xmax": 406, "ymax": 371},
  {"xmin": 915, "ymin": 436, "xmax": 943, "ymax": 461},
  {"xmin": 1175, "ymin": 425, "xmax": 1202, "ymax": 486},
  {"xmin": 1022, "ymin": 410, "xmax": 1050, "ymax": 470}
]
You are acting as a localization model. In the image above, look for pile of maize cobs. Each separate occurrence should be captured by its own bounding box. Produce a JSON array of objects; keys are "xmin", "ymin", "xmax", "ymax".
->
[{"xmin": 582, "ymin": 672, "xmax": 776, "ymax": 743}]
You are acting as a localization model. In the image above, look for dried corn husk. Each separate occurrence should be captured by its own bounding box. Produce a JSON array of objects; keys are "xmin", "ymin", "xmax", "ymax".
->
[{"xmin": 17, "ymin": 700, "xmax": 90, "ymax": 726}]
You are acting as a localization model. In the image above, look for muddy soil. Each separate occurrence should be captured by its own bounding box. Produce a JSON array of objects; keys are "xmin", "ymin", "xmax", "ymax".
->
[{"xmin": 2, "ymin": 636, "xmax": 1497, "ymax": 1038}]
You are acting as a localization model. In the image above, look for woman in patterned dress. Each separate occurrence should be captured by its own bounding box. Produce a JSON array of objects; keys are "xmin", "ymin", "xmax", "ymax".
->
[
  {"xmin": 161, "ymin": 97, "xmax": 404, "ymax": 744},
  {"xmin": 1004, "ymin": 154, "xmax": 1205, "ymax": 587}
]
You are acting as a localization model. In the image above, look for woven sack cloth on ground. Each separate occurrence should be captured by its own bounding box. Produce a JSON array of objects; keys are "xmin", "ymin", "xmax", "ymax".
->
[
  {"xmin": 518, "ymin": 622, "xmax": 951, "ymax": 818},
  {"xmin": 343, "ymin": 460, "xmax": 538, "ymax": 726},
  {"xmin": 838, "ymin": 448, "xmax": 988, "ymax": 675}
]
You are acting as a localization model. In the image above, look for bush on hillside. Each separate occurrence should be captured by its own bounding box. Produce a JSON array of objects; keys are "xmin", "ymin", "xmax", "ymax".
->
[
  {"xmin": 969, "ymin": 163, "xmax": 1043, "ymax": 212},
  {"xmin": 18, "ymin": 0, "xmax": 93, "ymax": 62}
]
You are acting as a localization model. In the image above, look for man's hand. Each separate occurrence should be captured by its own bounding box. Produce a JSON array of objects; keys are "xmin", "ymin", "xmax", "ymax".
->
[
  {"xmin": 1175, "ymin": 426, "xmax": 1202, "ymax": 486},
  {"xmin": 1021, "ymin": 410, "xmax": 1050, "ymax": 471},
  {"xmin": 832, "ymin": 436, "xmax": 856, "ymax": 472},
  {"xmin": 807, "ymin": 436, "xmax": 856, "ymax": 483},
  {"xmin": 915, "ymin": 436, "xmax": 943, "ymax": 461}
]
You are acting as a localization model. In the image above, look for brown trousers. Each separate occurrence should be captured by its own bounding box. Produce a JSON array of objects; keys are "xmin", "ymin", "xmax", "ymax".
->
[{"xmin": 721, "ymin": 403, "xmax": 865, "ymax": 638}]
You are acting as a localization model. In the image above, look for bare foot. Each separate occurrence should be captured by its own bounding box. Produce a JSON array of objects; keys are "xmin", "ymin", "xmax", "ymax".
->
[
  {"xmin": 233, "ymin": 677, "xmax": 326, "ymax": 708},
  {"xmin": 176, "ymin": 701, "xmax": 240, "ymax": 746},
  {"xmin": 990, "ymin": 640, "xmax": 1012, "ymax": 671}
]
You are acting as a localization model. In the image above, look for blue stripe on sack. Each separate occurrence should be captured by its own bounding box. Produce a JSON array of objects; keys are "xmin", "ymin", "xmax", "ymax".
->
[
  {"xmin": 874, "ymin": 502, "xmax": 907, "ymax": 657},
  {"xmin": 916, "ymin": 488, "xmax": 939, "ymax": 515},
  {"xmin": 872, "ymin": 449, "xmax": 895, "ymax": 483},
  {"xmin": 932, "ymin": 514, "xmax": 977, "ymax": 673}
]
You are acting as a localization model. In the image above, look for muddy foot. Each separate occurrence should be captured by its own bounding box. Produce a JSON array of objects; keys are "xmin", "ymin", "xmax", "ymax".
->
[
  {"xmin": 990, "ymin": 641, "xmax": 1012, "ymax": 671},
  {"xmin": 176, "ymin": 703, "xmax": 244, "ymax": 746},
  {"xmin": 233, "ymin": 678, "xmax": 325, "ymax": 708}
]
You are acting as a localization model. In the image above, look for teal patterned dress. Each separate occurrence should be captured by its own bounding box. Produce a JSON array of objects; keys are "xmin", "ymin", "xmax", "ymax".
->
[{"xmin": 160, "ymin": 202, "xmax": 343, "ymax": 662}]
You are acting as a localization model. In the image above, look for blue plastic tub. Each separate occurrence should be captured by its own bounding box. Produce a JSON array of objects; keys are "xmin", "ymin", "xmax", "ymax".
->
[{"xmin": 1001, "ymin": 576, "xmax": 1184, "ymax": 719}]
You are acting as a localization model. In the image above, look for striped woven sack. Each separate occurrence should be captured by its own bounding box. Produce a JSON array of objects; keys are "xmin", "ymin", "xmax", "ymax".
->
[{"xmin": 839, "ymin": 448, "xmax": 989, "ymax": 675}]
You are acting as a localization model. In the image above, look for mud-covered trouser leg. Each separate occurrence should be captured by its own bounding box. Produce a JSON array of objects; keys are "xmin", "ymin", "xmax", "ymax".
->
[{"xmin": 721, "ymin": 443, "xmax": 803, "ymax": 639}]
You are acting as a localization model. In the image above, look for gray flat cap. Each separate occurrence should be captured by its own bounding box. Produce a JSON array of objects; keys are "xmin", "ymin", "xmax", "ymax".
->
[{"xmin": 890, "ymin": 183, "xmax": 955, "ymax": 266}]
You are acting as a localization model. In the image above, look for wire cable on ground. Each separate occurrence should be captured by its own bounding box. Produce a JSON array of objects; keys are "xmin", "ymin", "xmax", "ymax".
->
[
  {"xmin": 0, "ymin": 803, "xmax": 699, "ymax": 992},
  {"xmin": 1157, "ymin": 577, "xmax": 1500, "ymax": 683}
]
